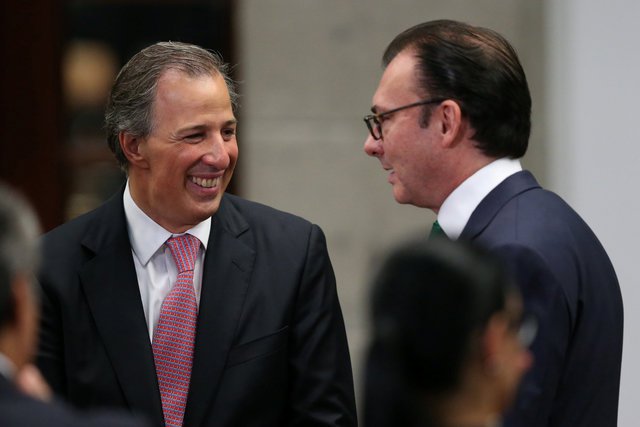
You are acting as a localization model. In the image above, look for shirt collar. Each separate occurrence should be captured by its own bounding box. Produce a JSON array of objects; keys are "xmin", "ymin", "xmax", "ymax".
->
[
  {"xmin": 438, "ymin": 158, "xmax": 522, "ymax": 239},
  {"xmin": 0, "ymin": 352, "xmax": 16, "ymax": 380},
  {"xmin": 123, "ymin": 181, "xmax": 211, "ymax": 265}
]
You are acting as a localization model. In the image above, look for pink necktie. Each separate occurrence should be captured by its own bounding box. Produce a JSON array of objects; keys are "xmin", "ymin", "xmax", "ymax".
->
[{"xmin": 153, "ymin": 234, "xmax": 200, "ymax": 427}]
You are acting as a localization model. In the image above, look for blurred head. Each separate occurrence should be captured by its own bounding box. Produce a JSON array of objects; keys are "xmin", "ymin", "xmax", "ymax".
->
[
  {"xmin": 363, "ymin": 20, "xmax": 531, "ymax": 210},
  {"xmin": 107, "ymin": 42, "xmax": 239, "ymax": 233},
  {"xmin": 369, "ymin": 238, "xmax": 532, "ymax": 425},
  {"xmin": 0, "ymin": 183, "xmax": 41, "ymax": 369}
]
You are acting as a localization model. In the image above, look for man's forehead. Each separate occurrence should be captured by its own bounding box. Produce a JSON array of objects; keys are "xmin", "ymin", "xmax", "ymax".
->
[
  {"xmin": 155, "ymin": 70, "xmax": 231, "ymax": 105},
  {"xmin": 156, "ymin": 68, "xmax": 226, "ymax": 91},
  {"xmin": 373, "ymin": 50, "xmax": 420, "ymax": 107}
]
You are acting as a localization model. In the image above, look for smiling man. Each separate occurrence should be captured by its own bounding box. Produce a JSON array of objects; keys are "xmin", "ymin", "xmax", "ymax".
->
[
  {"xmin": 362, "ymin": 20, "xmax": 623, "ymax": 427},
  {"xmin": 37, "ymin": 42, "xmax": 356, "ymax": 427}
]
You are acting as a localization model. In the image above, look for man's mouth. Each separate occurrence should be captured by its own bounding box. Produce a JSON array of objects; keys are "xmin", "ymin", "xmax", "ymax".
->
[
  {"xmin": 190, "ymin": 176, "xmax": 220, "ymax": 188},
  {"xmin": 384, "ymin": 167, "xmax": 395, "ymax": 183}
]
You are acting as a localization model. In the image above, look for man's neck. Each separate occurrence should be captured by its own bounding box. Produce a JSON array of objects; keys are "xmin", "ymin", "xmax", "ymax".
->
[
  {"xmin": 127, "ymin": 177, "xmax": 195, "ymax": 234},
  {"xmin": 436, "ymin": 157, "xmax": 523, "ymax": 239},
  {"xmin": 428, "ymin": 366, "xmax": 503, "ymax": 427}
]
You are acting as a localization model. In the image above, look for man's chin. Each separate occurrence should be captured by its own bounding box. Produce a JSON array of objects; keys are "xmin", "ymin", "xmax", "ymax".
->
[
  {"xmin": 193, "ymin": 200, "xmax": 222, "ymax": 220},
  {"xmin": 392, "ymin": 189, "xmax": 411, "ymax": 205}
]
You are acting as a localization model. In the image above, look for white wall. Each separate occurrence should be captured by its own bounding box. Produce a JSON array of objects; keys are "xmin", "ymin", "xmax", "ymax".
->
[{"xmin": 546, "ymin": 1, "xmax": 640, "ymax": 425}]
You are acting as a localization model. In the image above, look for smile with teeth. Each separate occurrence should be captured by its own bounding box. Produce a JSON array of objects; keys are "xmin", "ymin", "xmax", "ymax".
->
[{"xmin": 190, "ymin": 176, "xmax": 219, "ymax": 188}]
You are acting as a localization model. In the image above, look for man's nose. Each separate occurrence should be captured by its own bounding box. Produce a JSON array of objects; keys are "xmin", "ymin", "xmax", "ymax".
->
[
  {"xmin": 364, "ymin": 133, "xmax": 383, "ymax": 157},
  {"xmin": 202, "ymin": 136, "xmax": 231, "ymax": 169}
]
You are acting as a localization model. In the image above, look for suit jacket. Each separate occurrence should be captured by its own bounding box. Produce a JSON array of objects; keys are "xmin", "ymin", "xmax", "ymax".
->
[
  {"xmin": 362, "ymin": 171, "xmax": 623, "ymax": 427},
  {"xmin": 0, "ymin": 374, "xmax": 149, "ymax": 427},
  {"xmin": 37, "ymin": 192, "xmax": 356, "ymax": 426},
  {"xmin": 459, "ymin": 170, "xmax": 623, "ymax": 427}
]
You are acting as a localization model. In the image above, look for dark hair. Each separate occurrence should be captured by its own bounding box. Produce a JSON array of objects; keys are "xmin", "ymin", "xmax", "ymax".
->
[
  {"xmin": 0, "ymin": 184, "xmax": 40, "ymax": 327},
  {"xmin": 105, "ymin": 41, "xmax": 238, "ymax": 171},
  {"xmin": 371, "ymin": 238, "xmax": 514, "ymax": 397},
  {"xmin": 383, "ymin": 20, "xmax": 531, "ymax": 159}
]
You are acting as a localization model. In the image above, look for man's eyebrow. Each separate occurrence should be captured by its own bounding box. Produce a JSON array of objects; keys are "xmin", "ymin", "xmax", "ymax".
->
[
  {"xmin": 176, "ymin": 119, "xmax": 238, "ymax": 134},
  {"xmin": 370, "ymin": 106, "xmax": 378, "ymax": 114},
  {"xmin": 176, "ymin": 124, "xmax": 207, "ymax": 134}
]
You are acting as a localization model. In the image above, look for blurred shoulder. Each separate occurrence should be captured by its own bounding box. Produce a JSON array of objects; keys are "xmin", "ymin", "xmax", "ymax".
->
[{"xmin": 0, "ymin": 384, "xmax": 148, "ymax": 427}]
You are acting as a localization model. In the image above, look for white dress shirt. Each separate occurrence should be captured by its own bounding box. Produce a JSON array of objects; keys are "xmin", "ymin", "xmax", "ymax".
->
[
  {"xmin": 123, "ymin": 181, "xmax": 211, "ymax": 342},
  {"xmin": 438, "ymin": 158, "xmax": 522, "ymax": 239}
]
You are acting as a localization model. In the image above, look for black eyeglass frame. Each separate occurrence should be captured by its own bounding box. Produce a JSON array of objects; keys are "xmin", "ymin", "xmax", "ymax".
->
[{"xmin": 363, "ymin": 98, "xmax": 446, "ymax": 140}]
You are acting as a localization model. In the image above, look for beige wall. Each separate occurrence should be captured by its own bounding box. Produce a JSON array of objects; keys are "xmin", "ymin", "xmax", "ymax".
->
[{"xmin": 236, "ymin": 0, "xmax": 546, "ymax": 403}]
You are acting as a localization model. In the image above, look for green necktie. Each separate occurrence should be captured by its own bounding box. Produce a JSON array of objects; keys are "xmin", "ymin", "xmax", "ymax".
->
[{"xmin": 428, "ymin": 220, "xmax": 447, "ymax": 239}]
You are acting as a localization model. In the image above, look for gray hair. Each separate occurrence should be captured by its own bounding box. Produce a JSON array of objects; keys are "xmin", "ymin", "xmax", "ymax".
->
[
  {"xmin": 104, "ymin": 41, "xmax": 239, "ymax": 171},
  {"xmin": 0, "ymin": 183, "xmax": 41, "ymax": 326}
]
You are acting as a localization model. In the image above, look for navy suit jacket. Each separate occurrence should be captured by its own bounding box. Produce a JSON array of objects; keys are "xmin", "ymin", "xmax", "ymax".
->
[
  {"xmin": 460, "ymin": 170, "xmax": 623, "ymax": 427},
  {"xmin": 37, "ymin": 192, "xmax": 356, "ymax": 426},
  {"xmin": 0, "ymin": 374, "xmax": 149, "ymax": 427},
  {"xmin": 362, "ymin": 170, "xmax": 623, "ymax": 427}
]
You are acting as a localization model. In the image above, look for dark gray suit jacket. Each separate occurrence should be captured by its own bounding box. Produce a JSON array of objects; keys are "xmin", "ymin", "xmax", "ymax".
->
[
  {"xmin": 461, "ymin": 171, "xmax": 623, "ymax": 427},
  {"xmin": 37, "ymin": 192, "xmax": 356, "ymax": 426}
]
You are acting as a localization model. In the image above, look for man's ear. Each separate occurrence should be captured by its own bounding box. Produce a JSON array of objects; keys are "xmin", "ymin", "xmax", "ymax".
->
[
  {"xmin": 119, "ymin": 132, "xmax": 149, "ymax": 169},
  {"xmin": 438, "ymin": 99, "xmax": 465, "ymax": 148}
]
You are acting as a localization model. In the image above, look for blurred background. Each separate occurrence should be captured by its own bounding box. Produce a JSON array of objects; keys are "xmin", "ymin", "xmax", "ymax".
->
[{"xmin": 2, "ymin": 0, "xmax": 638, "ymax": 424}]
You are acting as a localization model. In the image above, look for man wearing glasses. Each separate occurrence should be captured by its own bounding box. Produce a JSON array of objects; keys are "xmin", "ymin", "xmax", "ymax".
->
[{"xmin": 362, "ymin": 20, "xmax": 623, "ymax": 427}]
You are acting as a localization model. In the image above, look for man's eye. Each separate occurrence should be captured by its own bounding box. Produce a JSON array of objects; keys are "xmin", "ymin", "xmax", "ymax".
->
[
  {"xmin": 222, "ymin": 128, "xmax": 237, "ymax": 140},
  {"xmin": 185, "ymin": 133, "xmax": 205, "ymax": 142}
]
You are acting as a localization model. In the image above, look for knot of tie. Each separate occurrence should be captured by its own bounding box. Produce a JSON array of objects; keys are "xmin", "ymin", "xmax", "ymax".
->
[
  {"xmin": 166, "ymin": 234, "xmax": 200, "ymax": 273},
  {"xmin": 429, "ymin": 220, "xmax": 447, "ymax": 240}
]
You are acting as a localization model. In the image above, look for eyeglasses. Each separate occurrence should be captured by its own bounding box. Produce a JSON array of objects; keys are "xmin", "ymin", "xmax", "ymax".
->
[{"xmin": 363, "ymin": 98, "xmax": 445, "ymax": 140}]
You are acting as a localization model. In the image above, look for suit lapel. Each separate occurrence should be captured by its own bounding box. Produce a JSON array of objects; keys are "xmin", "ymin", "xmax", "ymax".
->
[
  {"xmin": 78, "ymin": 194, "xmax": 164, "ymax": 426},
  {"xmin": 459, "ymin": 170, "xmax": 541, "ymax": 240},
  {"xmin": 184, "ymin": 196, "xmax": 256, "ymax": 427}
]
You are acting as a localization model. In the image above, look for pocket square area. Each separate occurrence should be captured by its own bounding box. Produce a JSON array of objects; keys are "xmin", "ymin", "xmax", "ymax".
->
[{"xmin": 226, "ymin": 326, "xmax": 289, "ymax": 367}]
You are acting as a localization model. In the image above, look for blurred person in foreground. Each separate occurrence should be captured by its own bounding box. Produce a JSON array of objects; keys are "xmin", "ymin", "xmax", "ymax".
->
[
  {"xmin": 37, "ymin": 42, "xmax": 356, "ymax": 427},
  {"xmin": 0, "ymin": 183, "xmax": 148, "ymax": 427},
  {"xmin": 362, "ymin": 19, "xmax": 622, "ymax": 427},
  {"xmin": 365, "ymin": 238, "xmax": 534, "ymax": 427}
]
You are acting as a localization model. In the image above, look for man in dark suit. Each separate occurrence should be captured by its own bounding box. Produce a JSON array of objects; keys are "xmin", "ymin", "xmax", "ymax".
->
[
  {"xmin": 37, "ymin": 42, "xmax": 356, "ymax": 427},
  {"xmin": 362, "ymin": 20, "xmax": 623, "ymax": 427},
  {"xmin": 0, "ymin": 183, "xmax": 148, "ymax": 427}
]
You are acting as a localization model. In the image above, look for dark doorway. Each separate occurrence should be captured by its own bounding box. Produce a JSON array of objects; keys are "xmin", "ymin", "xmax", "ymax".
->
[{"xmin": 1, "ymin": 0, "xmax": 236, "ymax": 231}]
